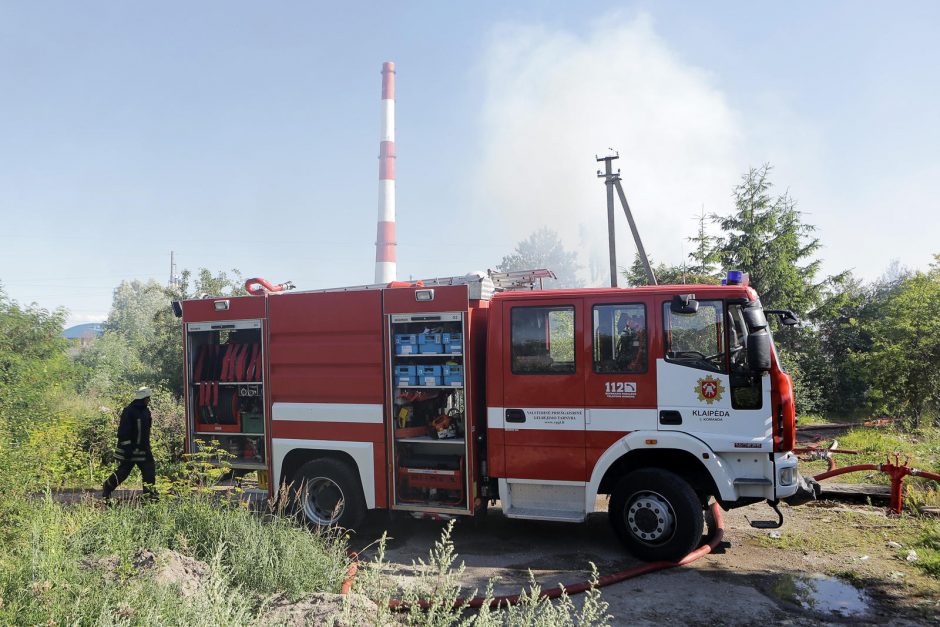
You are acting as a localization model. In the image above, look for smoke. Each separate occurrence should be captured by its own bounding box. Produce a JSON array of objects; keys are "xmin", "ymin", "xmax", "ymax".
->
[{"xmin": 475, "ymin": 13, "xmax": 744, "ymax": 284}]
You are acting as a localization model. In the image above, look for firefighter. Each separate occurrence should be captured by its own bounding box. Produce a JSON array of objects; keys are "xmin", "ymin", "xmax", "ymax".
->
[
  {"xmin": 101, "ymin": 386, "xmax": 157, "ymax": 501},
  {"xmin": 616, "ymin": 310, "xmax": 646, "ymax": 371}
]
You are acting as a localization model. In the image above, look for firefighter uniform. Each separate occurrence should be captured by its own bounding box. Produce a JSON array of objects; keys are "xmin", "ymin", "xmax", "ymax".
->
[
  {"xmin": 616, "ymin": 313, "xmax": 645, "ymax": 372},
  {"xmin": 102, "ymin": 387, "xmax": 157, "ymax": 500}
]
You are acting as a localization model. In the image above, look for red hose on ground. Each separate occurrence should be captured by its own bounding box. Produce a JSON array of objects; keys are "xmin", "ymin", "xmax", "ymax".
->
[
  {"xmin": 348, "ymin": 502, "xmax": 724, "ymax": 611},
  {"xmin": 812, "ymin": 463, "xmax": 880, "ymax": 483},
  {"xmin": 340, "ymin": 552, "xmax": 359, "ymax": 595}
]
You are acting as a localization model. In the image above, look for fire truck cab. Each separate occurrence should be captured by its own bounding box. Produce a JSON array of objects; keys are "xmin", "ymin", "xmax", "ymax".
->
[{"xmin": 178, "ymin": 270, "xmax": 805, "ymax": 561}]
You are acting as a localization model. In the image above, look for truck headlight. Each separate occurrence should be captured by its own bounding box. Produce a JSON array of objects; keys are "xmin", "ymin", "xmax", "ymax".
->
[{"xmin": 779, "ymin": 467, "xmax": 795, "ymax": 486}]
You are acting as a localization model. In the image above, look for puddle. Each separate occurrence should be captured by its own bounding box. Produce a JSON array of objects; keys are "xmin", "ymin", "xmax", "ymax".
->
[{"xmin": 770, "ymin": 573, "xmax": 870, "ymax": 618}]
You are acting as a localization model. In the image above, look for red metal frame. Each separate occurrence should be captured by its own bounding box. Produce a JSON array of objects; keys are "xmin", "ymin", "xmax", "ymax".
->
[{"xmin": 807, "ymin": 451, "xmax": 940, "ymax": 515}]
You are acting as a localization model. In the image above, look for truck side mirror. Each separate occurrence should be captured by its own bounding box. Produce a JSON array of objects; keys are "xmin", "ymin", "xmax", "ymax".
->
[
  {"xmin": 764, "ymin": 309, "xmax": 801, "ymax": 327},
  {"xmin": 747, "ymin": 330, "xmax": 772, "ymax": 372},
  {"xmin": 670, "ymin": 294, "xmax": 699, "ymax": 314}
]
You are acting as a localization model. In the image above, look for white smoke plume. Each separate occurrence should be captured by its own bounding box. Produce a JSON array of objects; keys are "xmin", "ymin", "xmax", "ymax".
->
[{"xmin": 475, "ymin": 13, "xmax": 745, "ymax": 285}]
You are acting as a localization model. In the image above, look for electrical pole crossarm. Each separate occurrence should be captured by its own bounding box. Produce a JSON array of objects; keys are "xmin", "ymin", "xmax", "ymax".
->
[{"xmin": 596, "ymin": 152, "xmax": 657, "ymax": 287}]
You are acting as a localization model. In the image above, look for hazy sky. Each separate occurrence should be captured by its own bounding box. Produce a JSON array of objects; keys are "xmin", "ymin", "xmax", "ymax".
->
[{"xmin": 2, "ymin": 1, "xmax": 938, "ymax": 325}]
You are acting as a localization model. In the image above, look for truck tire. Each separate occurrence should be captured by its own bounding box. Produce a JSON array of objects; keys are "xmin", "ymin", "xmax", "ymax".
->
[
  {"xmin": 293, "ymin": 458, "xmax": 366, "ymax": 530},
  {"xmin": 609, "ymin": 468, "xmax": 704, "ymax": 561}
]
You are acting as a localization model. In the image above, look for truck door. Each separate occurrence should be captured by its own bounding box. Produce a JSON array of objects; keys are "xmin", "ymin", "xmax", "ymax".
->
[
  {"xmin": 657, "ymin": 298, "xmax": 772, "ymax": 452},
  {"xmin": 500, "ymin": 298, "xmax": 585, "ymax": 481},
  {"xmin": 583, "ymin": 298, "xmax": 658, "ymax": 471}
]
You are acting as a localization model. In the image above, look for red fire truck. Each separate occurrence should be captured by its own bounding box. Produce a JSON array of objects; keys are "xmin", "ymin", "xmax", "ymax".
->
[{"xmin": 176, "ymin": 269, "xmax": 811, "ymax": 560}]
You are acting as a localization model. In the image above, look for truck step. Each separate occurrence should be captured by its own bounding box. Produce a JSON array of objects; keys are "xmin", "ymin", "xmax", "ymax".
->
[
  {"xmin": 502, "ymin": 506, "xmax": 586, "ymax": 523},
  {"xmin": 733, "ymin": 478, "xmax": 772, "ymax": 486}
]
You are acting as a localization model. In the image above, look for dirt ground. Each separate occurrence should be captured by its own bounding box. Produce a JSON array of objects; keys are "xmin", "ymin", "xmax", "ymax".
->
[
  {"xmin": 352, "ymin": 498, "xmax": 940, "ymax": 626},
  {"xmin": 61, "ymin": 486, "xmax": 940, "ymax": 624}
]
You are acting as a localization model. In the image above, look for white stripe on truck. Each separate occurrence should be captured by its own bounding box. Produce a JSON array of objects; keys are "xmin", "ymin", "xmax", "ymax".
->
[{"xmin": 272, "ymin": 402, "xmax": 383, "ymax": 424}]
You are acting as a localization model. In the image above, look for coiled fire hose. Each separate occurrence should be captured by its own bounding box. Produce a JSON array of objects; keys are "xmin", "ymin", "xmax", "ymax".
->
[{"xmin": 341, "ymin": 501, "xmax": 725, "ymax": 611}]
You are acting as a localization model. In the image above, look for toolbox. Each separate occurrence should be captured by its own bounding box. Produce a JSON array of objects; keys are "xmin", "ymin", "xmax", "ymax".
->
[
  {"xmin": 395, "ymin": 334, "xmax": 418, "ymax": 355},
  {"xmin": 442, "ymin": 365, "xmax": 464, "ymax": 387},
  {"xmin": 397, "ymin": 454, "xmax": 465, "ymax": 504},
  {"xmin": 416, "ymin": 364, "xmax": 443, "ymax": 386},
  {"xmin": 394, "ymin": 365, "xmax": 417, "ymax": 386},
  {"xmin": 442, "ymin": 332, "xmax": 463, "ymax": 354},
  {"xmin": 241, "ymin": 411, "xmax": 264, "ymax": 434},
  {"xmin": 418, "ymin": 333, "xmax": 443, "ymax": 354}
]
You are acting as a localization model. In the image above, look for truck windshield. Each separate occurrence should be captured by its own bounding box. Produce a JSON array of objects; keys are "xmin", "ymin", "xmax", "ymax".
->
[{"xmin": 663, "ymin": 300, "xmax": 726, "ymax": 373}]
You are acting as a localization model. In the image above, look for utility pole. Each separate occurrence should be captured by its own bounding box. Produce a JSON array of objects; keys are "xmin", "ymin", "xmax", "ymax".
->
[
  {"xmin": 599, "ymin": 154, "xmax": 618, "ymax": 287},
  {"xmin": 596, "ymin": 153, "xmax": 657, "ymax": 286}
]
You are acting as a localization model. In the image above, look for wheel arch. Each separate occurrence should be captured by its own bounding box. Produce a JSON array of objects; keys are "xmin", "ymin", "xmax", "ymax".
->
[
  {"xmin": 586, "ymin": 431, "xmax": 736, "ymax": 511},
  {"xmin": 272, "ymin": 439, "xmax": 375, "ymax": 509}
]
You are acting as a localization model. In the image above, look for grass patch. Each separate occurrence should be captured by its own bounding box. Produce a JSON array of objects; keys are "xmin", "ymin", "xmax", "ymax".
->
[
  {"xmin": 913, "ymin": 521, "xmax": 940, "ymax": 578},
  {"xmin": 801, "ymin": 423, "xmax": 940, "ymax": 509},
  {"xmin": 0, "ymin": 491, "xmax": 348, "ymax": 625}
]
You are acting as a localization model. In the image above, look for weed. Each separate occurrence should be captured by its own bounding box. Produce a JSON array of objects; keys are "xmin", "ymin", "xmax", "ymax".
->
[{"xmin": 354, "ymin": 520, "xmax": 610, "ymax": 626}]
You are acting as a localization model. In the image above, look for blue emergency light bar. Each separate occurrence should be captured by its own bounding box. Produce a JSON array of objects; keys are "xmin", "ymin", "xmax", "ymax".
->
[{"xmin": 724, "ymin": 270, "xmax": 749, "ymax": 286}]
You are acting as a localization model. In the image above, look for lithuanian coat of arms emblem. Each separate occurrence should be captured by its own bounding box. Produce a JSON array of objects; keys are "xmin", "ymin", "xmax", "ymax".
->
[{"xmin": 695, "ymin": 375, "xmax": 725, "ymax": 405}]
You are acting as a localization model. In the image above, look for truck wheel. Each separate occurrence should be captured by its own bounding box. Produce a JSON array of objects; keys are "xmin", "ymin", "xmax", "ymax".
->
[
  {"xmin": 293, "ymin": 458, "xmax": 366, "ymax": 530},
  {"xmin": 609, "ymin": 468, "xmax": 704, "ymax": 561}
]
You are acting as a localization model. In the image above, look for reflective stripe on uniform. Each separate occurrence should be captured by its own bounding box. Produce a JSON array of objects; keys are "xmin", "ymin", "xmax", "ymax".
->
[{"xmin": 114, "ymin": 449, "xmax": 147, "ymax": 461}]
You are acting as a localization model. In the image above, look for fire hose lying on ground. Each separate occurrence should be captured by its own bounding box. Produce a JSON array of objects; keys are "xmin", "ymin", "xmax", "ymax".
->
[
  {"xmin": 340, "ymin": 448, "xmax": 940, "ymax": 612},
  {"xmin": 341, "ymin": 502, "xmax": 726, "ymax": 611}
]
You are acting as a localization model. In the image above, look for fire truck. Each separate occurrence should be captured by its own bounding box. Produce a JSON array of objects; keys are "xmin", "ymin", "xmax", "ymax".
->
[{"xmin": 175, "ymin": 269, "xmax": 811, "ymax": 561}]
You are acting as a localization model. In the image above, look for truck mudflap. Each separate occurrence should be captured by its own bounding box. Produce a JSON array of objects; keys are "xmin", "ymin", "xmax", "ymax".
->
[{"xmin": 783, "ymin": 473, "xmax": 819, "ymax": 506}]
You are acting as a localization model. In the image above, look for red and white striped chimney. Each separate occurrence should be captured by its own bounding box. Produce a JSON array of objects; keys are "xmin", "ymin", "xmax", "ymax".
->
[{"xmin": 375, "ymin": 61, "xmax": 397, "ymax": 283}]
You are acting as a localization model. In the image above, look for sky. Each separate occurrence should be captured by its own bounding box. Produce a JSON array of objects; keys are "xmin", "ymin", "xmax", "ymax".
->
[{"xmin": 1, "ymin": 1, "xmax": 938, "ymax": 326}]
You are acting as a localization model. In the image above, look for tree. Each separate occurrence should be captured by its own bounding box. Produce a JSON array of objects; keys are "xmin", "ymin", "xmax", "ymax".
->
[
  {"xmin": 622, "ymin": 253, "xmax": 720, "ymax": 287},
  {"xmin": 0, "ymin": 285, "xmax": 72, "ymax": 443},
  {"xmin": 810, "ymin": 273, "xmax": 882, "ymax": 416},
  {"xmin": 77, "ymin": 269, "xmax": 245, "ymax": 398},
  {"xmin": 151, "ymin": 268, "xmax": 246, "ymax": 397},
  {"xmin": 498, "ymin": 228, "xmax": 582, "ymax": 288},
  {"xmin": 852, "ymin": 257, "xmax": 940, "ymax": 426},
  {"xmin": 687, "ymin": 207, "xmax": 722, "ymax": 278},
  {"xmin": 714, "ymin": 164, "xmax": 839, "ymax": 316},
  {"xmin": 104, "ymin": 280, "xmax": 166, "ymax": 347},
  {"xmin": 77, "ymin": 279, "xmax": 166, "ymax": 396},
  {"xmin": 711, "ymin": 165, "xmax": 852, "ymax": 415}
]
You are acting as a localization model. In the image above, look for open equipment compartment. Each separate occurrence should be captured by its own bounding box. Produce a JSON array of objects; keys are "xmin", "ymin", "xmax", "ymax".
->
[
  {"xmin": 389, "ymin": 311, "xmax": 469, "ymax": 512},
  {"xmin": 186, "ymin": 319, "xmax": 266, "ymax": 469}
]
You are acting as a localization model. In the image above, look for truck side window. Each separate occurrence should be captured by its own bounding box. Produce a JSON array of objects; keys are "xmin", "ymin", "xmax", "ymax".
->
[
  {"xmin": 728, "ymin": 303, "xmax": 762, "ymax": 409},
  {"xmin": 663, "ymin": 300, "xmax": 727, "ymax": 374},
  {"xmin": 593, "ymin": 304, "xmax": 647, "ymax": 374},
  {"xmin": 511, "ymin": 306, "xmax": 576, "ymax": 374}
]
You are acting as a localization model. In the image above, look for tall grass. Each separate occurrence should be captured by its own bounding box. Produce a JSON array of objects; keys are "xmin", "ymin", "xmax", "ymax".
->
[{"xmin": 0, "ymin": 491, "xmax": 348, "ymax": 625}]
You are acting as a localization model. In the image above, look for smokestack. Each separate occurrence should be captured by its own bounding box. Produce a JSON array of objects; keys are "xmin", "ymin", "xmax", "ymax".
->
[{"xmin": 375, "ymin": 61, "xmax": 397, "ymax": 283}]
